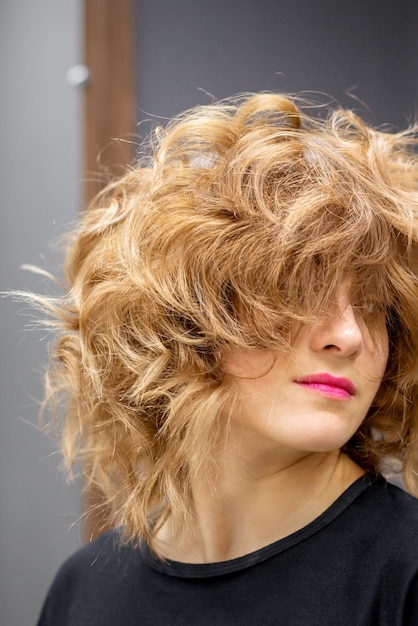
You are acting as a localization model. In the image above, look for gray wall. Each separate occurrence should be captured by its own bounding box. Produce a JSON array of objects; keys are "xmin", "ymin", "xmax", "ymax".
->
[
  {"xmin": 0, "ymin": 2, "xmax": 82, "ymax": 625},
  {"xmin": 136, "ymin": 0, "xmax": 418, "ymax": 128}
]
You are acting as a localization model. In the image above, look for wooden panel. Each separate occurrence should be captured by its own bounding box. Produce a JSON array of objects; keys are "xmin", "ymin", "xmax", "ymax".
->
[
  {"xmin": 84, "ymin": 0, "xmax": 136, "ymax": 204},
  {"xmin": 82, "ymin": 0, "xmax": 136, "ymax": 540}
]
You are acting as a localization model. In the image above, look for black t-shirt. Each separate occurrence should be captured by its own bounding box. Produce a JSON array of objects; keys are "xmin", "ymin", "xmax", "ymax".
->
[{"xmin": 37, "ymin": 475, "xmax": 418, "ymax": 625}]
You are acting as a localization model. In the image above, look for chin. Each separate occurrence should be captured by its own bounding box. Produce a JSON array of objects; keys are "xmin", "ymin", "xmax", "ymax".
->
[{"xmin": 287, "ymin": 418, "xmax": 361, "ymax": 454}]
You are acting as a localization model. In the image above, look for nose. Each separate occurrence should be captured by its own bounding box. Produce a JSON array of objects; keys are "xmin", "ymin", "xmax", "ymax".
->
[{"xmin": 308, "ymin": 301, "xmax": 364, "ymax": 358}]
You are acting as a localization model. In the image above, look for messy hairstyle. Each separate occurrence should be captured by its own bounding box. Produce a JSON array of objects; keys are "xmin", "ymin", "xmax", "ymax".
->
[{"xmin": 41, "ymin": 93, "xmax": 418, "ymax": 550}]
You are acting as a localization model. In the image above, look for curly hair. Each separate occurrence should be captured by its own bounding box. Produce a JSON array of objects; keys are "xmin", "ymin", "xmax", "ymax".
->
[{"xmin": 42, "ymin": 93, "xmax": 418, "ymax": 551}]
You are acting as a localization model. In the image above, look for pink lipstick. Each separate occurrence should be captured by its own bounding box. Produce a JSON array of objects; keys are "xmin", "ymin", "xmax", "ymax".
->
[{"xmin": 294, "ymin": 373, "xmax": 355, "ymax": 399}]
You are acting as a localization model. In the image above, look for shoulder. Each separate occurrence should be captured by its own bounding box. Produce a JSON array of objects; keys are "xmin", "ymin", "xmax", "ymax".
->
[
  {"xmin": 358, "ymin": 476, "xmax": 418, "ymax": 525},
  {"xmin": 352, "ymin": 478, "xmax": 418, "ymax": 622},
  {"xmin": 37, "ymin": 530, "xmax": 144, "ymax": 626},
  {"xmin": 347, "ymin": 476, "xmax": 418, "ymax": 558},
  {"xmin": 48, "ymin": 529, "xmax": 130, "ymax": 585}
]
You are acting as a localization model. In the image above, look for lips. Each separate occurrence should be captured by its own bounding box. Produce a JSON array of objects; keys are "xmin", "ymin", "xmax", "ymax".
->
[{"xmin": 294, "ymin": 373, "xmax": 355, "ymax": 399}]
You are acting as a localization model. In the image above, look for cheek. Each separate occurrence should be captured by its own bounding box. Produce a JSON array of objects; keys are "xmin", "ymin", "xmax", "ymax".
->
[
  {"xmin": 222, "ymin": 348, "xmax": 276, "ymax": 378},
  {"xmin": 365, "ymin": 350, "xmax": 388, "ymax": 396},
  {"xmin": 364, "ymin": 321, "xmax": 389, "ymax": 381},
  {"xmin": 377, "ymin": 332, "xmax": 389, "ymax": 379}
]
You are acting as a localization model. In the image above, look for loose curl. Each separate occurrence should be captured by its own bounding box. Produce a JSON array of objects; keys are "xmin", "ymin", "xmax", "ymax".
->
[{"xmin": 41, "ymin": 93, "xmax": 418, "ymax": 552}]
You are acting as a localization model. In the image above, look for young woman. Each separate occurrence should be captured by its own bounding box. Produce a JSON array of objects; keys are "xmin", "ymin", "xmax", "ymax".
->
[{"xmin": 37, "ymin": 93, "xmax": 418, "ymax": 624}]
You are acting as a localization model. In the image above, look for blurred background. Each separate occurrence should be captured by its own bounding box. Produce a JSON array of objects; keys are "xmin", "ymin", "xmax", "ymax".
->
[{"xmin": 1, "ymin": 1, "xmax": 417, "ymax": 624}]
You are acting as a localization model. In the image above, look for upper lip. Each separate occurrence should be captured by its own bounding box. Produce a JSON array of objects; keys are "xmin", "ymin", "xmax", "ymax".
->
[{"xmin": 294, "ymin": 373, "xmax": 356, "ymax": 395}]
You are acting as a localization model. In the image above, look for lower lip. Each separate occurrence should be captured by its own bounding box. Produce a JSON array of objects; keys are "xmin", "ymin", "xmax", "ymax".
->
[{"xmin": 295, "ymin": 382, "xmax": 352, "ymax": 399}]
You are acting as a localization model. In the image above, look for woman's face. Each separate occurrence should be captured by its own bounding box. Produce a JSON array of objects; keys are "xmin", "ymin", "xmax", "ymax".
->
[{"xmin": 223, "ymin": 285, "xmax": 389, "ymax": 456}]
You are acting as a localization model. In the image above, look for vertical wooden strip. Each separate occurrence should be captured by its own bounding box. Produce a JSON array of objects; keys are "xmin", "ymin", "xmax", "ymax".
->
[
  {"xmin": 82, "ymin": 0, "xmax": 136, "ymax": 541},
  {"xmin": 84, "ymin": 0, "xmax": 136, "ymax": 205}
]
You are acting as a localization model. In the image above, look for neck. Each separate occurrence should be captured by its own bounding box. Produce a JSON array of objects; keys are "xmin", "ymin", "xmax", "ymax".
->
[{"xmin": 155, "ymin": 431, "xmax": 364, "ymax": 563}]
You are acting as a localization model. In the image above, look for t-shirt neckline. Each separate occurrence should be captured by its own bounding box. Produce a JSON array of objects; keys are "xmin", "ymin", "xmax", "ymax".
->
[{"xmin": 143, "ymin": 473, "xmax": 380, "ymax": 579}]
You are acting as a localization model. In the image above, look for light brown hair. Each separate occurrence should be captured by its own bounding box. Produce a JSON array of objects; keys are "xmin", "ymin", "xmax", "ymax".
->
[{"xmin": 41, "ymin": 93, "xmax": 418, "ymax": 550}]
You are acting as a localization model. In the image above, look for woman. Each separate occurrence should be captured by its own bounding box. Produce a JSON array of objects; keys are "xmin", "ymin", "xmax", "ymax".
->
[{"xmin": 37, "ymin": 93, "xmax": 418, "ymax": 624}]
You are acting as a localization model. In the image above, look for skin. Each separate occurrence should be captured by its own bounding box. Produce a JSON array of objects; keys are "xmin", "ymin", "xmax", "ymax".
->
[{"xmin": 156, "ymin": 285, "xmax": 389, "ymax": 563}]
